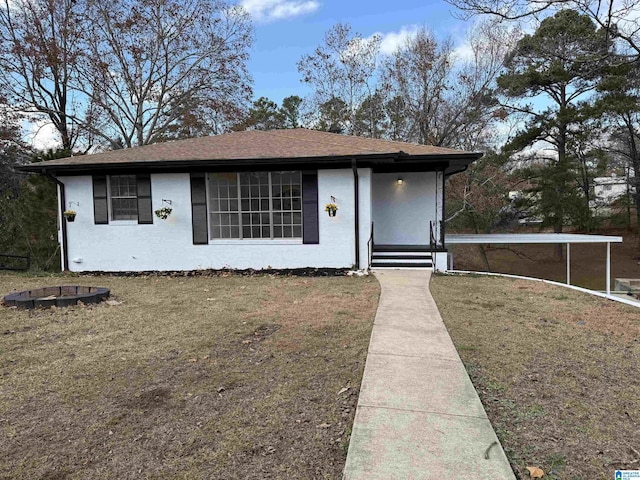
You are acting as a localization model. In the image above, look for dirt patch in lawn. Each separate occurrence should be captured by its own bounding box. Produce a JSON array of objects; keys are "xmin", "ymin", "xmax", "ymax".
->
[
  {"xmin": 0, "ymin": 273, "xmax": 380, "ymax": 479},
  {"xmin": 450, "ymin": 230, "xmax": 640, "ymax": 291},
  {"xmin": 431, "ymin": 274, "xmax": 640, "ymax": 480}
]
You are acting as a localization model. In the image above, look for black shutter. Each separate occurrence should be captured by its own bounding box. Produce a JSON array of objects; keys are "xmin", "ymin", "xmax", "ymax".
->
[
  {"xmin": 136, "ymin": 174, "xmax": 153, "ymax": 224},
  {"xmin": 302, "ymin": 170, "xmax": 319, "ymax": 244},
  {"xmin": 190, "ymin": 172, "xmax": 208, "ymax": 245},
  {"xmin": 92, "ymin": 175, "xmax": 109, "ymax": 224}
]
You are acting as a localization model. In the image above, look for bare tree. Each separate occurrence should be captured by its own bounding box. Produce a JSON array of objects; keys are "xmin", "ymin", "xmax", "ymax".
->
[
  {"xmin": 445, "ymin": 0, "xmax": 640, "ymax": 58},
  {"xmin": 382, "ymin": 22, "xmax": 517, "ymax": 149},
  {"xmin": 452, "ymin": 21, "xmax": 521, "ymax": 149},
  {"xmin": 0, "ymin": 0, "xmax": 86, "ymax": 150},
  {"xmin": 76, "ymin": 0, "xmax": 253, "ymax": 149},
  {"xmin": 0, "ymin": 95, "xmax": 30, "ymax": 193},
  {"xmin": 297, "ymin": 23, "xmax": 380, "ymax": 135},
  {"xmin": 382, "ymin": 29, "xmax": 453, "ymax": 145}
]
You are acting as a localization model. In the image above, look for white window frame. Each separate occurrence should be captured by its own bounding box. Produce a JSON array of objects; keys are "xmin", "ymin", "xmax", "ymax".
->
[
  {"xmin": 108, "ymin": 174, "xmax": 139, "ymax": 223},
  {"xmin": 207, "ymin": 171, "xmax": 303, "ymax": 241}
]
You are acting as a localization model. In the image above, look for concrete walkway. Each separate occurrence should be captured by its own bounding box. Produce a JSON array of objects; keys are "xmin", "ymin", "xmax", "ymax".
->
[{"xmin": 343, "ymin": 270, "xmax": 515, "ymax": 479}]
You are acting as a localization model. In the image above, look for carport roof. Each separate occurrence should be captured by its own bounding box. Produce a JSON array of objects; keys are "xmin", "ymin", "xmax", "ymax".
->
[{"xmin": 446, "ymin": 233, "xmax": 623, "ymax": 244}]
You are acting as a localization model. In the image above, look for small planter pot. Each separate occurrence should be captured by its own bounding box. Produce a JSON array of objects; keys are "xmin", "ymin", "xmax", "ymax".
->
[
  {"xmin": 328, "ymin": 210, "xmax": 337, "ymax": 217},
  {"xmin": 155, "ymin": 207, "xmax": 173, "ymax": 220},
  {"xmin": 64, "ymin": 214, "xmax": 76, "ymax": 222}
]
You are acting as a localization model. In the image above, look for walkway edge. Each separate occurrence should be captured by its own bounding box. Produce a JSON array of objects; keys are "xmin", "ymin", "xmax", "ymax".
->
[
  {"xmin": 343, "ymin": 269, "xmax": 516, "ymax": 479},
  {"xmin": 449, "ymin": 270, "xmax": 640, "ymax": 309}
]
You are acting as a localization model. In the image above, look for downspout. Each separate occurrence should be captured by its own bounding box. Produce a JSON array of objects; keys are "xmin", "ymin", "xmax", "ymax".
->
[
  {"xmin": 43, "ymin": 171, "xmax": 69, "ymax": 271},
  {"xmin": 352, "ymin": 159, "xmax": 360, "ymax": 269},
  {"xmin": 441, "ymin": 168, "xmax": 446, "ymax": 247}
]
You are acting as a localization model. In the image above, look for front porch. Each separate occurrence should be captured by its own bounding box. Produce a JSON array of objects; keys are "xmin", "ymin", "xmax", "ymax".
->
[{"xmin": 367, "ymin": 171, "xmax": 447, "ymax": 269}]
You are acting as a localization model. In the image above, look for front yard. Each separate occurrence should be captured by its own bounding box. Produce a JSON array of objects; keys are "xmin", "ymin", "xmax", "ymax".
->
[
  {"xmin": 431, "ymin": 274, "xmax": 640, "ymax": 480},
  {"xmin": 0, "ymin": 273, "xmax": 379, "ymax": 479}
]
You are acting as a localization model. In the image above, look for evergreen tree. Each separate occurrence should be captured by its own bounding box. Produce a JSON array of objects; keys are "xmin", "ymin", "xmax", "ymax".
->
[
  {"xmin": 316, "ymin": 97, "xmax": 349, "ymax": 133},
  {"xmin": 0, "ymin": 149, "xmax": 69, "ymax": 271},
  {"xmin": 244, "ymin": 97, "xmax": 285, "ymax": 131},
  {"xmin": 595, "ymin": 60, "xmax": 640, "ymax": 233},
  {"xmin": 498, "ymin": 10, "xmax": 609, "ymax": 254},
  {"xmin": 280, "ymin": 96, "xmax": 303, "ymax": 129},
  {"xmin": 353, "ymin": 92, "xmax": 386, "ymax": 138}
]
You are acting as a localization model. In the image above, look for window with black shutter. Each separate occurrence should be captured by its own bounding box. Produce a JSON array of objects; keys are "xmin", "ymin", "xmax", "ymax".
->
[
  {"xmin": 190, "ymin": 170, "xmax": 319, "ymax": 244},
  {"xmin": 92, "ymin": 174, "xmax": 153, "ymax": 224}
]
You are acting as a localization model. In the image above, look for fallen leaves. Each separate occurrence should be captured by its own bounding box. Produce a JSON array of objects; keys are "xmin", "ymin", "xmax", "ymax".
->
[{"xmin": 526, "ymin": 466, "xmax": 544, "ymax": 478}]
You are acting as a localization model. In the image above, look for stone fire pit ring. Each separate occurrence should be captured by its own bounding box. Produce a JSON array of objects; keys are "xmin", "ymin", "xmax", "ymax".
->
[{"xmin": 3, "ymin": 285, "xmax": 110, "ymax": 309}]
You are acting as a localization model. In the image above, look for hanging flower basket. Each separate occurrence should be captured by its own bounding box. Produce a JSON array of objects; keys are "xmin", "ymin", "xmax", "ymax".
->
[
  {"xmin": 63, "ymin": 210, "xmax": 76, "ymax": 222},
  {"xmin": 325, "ymin": 203, "xmax": 338, "ymax": 217},
  {"xmin": 154, "ymin": 206, "xmax": 173, "ymax": 220}
]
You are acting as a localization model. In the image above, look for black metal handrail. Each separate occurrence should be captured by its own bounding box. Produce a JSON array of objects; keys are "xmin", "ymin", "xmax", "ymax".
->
[
  {"xmin": 367, "ymin": 222, "xmax": 374, "ymax": 269},
  {"xmin": 429, "ymin": 221, "xmax": 436, "ymax": 249},
  {"xmin": 429, "ymin": 221, "xmax": 437, "ymax": 272}
]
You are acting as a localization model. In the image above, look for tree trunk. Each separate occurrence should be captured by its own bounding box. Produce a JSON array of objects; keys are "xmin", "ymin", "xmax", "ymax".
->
[
  {"xmin": 478, "ymin": 244, "xmax": 491, "ymax": 271},
  {"xmin": 624, "ymin": 119, "xmax": 640, "ymax": 253},
  {"xmin": 554, "ymin": 222, "xmax": 564, "ymax": 259},
  {"xmin": 555, "ymin": 98, "xmax": 567, "ymax": 261}
]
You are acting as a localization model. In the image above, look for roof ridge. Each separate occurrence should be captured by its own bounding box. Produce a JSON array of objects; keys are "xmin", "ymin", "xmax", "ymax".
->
[
  {"xmin": 271, "ymin": 128, "xmax": 466, "ymax": 154},
  {"xmin": 270, "ymin": 129, "xmax": 405, "ymax": 154}
]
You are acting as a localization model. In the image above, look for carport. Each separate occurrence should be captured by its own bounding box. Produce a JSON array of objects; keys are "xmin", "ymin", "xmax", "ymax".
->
[{"xmin": 445, "ymin": 233, "xmax": 623, "ymax": 295}]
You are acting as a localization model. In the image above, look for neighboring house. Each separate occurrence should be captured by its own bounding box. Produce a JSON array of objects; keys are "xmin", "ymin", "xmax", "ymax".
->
[
  {"xmin": 507, "ymin": 190, "xmax": 543, "ymax": 225},
  {"xmin": 592, "ymin": 175, "xmax": 632, "ymax": 207},
  {"xmin": 21, "ymin": 129, "xmax": 481, "ymax": 272}
]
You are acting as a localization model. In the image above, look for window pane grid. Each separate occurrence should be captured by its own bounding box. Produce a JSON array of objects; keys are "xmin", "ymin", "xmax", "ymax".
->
[
  {"xmin": 239, "ymin": 172, "xmax": 270, "ymax": 239},
  {"xmin": 208, "ymin": 171, "xmax": 302, "ymax": 240},
  {"xmin": 209, "ymin": 173, "xmax": 240, "ymax": 239},
  {"xmin": 272, "ymin": 171, "xmax": 302, "ymax": 238},
  {"xmin": 110, "ymin": 175, "xmax": 138, "ymax": 221}
]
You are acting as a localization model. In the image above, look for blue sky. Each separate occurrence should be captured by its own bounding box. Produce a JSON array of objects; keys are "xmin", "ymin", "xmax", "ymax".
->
[
  {"xmin": 27, "ymin": 0, "xmax": 475, "ymax": 148},
  {"xmin": 242, "ymin": 0, "xmax": 474, "ymax": 104}
]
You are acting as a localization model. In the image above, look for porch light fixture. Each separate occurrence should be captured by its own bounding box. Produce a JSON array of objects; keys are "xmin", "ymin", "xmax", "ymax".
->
[{"xmin": 397, "ymin": 178, "xmax": 404, "ymax": 185}]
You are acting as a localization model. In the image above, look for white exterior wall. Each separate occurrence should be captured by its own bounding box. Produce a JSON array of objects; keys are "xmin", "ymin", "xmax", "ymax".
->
[
  {"xmin": 433, "ymin": 252, "xmax": 448, "ymax": 272},
  {"xmin": 371, "ymin": 172, "xmax": 437, "ymax": 245},
  {"xmin": 435, "ymin": 171, "xmax": 444, "ymax": 245},
  {"xmin": 59, "ymin": 169, "xmax": 372, "ymax": 272},
  {"xmin": 358, "ymin": 169, "xmax": 373, "ymax": 270},
  {"xmin": 593, "ymin": 177, "xmax": 629, "ymax": 205}
]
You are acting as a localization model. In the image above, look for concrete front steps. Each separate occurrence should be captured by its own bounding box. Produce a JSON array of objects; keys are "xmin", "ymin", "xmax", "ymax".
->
[{"xmin": 371, "ymin": 245, "xmax": 433, "ymax": 269}]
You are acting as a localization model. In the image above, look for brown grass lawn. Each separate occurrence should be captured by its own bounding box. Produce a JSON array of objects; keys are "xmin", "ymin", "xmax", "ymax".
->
[
  {"xmin": 0, "ymin": 273, "xmax": 380, "ymax": 480},
  {"xmin": 431, "ymin": 274, "xmax": 640, "ymax": 480}
]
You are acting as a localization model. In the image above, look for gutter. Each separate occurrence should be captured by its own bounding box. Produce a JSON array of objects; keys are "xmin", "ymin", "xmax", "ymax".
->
[
  {"xmin": 441, "ymin": 168, "xmax": 446, "ymax": 247},
  {"xmin": 352, "ymin": 159, "xmax": 360, "ymax": 269},
  {"xmin": 43, "ymin": 171, "xmax": 69, "ymax": 271},
  {"xmin": 17, "ymin": 151, "xmax": 484, "ymax": 175}
]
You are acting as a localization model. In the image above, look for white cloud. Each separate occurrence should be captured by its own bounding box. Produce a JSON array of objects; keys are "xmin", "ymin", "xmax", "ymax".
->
[
  {"xmin": 452, "ymin": 41, "xmax": 475, "ymax": 62},
  {"xmin": 23, "ymin": 119, "xmax": 61, "ymax": 151},
  {"xmin": 240, "ymin": 0, "xmax": 320, "ymax": 23},
  {"xmin": 374, "ymin": 25, "xmax": 420, "ymax": 55}
]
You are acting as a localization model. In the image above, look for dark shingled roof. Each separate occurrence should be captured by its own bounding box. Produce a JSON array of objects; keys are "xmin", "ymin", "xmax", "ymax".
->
[{"xmin": 22, "ymin": 128, "xmax": 482, "ymax": 173}]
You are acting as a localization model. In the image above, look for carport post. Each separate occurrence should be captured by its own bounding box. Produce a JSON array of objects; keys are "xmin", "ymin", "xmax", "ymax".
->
[
  {"xmin": 606, "ymin": 242, "xmax": 611, "ymax": 295},
  {"xmin": 566, "ymin": 243, "xmax": 570, "ymax": 285}
]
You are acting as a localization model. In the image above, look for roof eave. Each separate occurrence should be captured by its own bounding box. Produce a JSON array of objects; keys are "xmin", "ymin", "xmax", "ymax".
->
[{"xmin": 19, "ymin": 151, "xmax": 483, "ymax": 175}]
